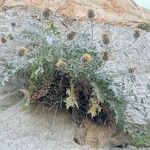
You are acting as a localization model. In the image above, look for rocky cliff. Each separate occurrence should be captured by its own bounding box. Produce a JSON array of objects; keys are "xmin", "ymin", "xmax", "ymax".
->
[
  {"xmin": 0, "ymin": 1, "xmax": 150, "ymax": 149},
  {"xmin": 1, "ymin": 0, "xmax": 150, "ymax": 25}
]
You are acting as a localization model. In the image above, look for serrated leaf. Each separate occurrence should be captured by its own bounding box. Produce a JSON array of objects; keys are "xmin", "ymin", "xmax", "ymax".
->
[
  {"xmin": 91, "ymin": 82, "xmax": 104, "ymax": 103},
  {"xmin": 35, "ymin": 67, "xmax": 44, "ymax": 76}
]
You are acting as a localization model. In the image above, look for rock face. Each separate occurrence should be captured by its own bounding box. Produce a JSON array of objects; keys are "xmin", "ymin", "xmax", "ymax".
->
[
  {"xmin": 0, "ymin": 1, "xmax": 150, "ymax": 126},
  {"xmin": 0, "ymin": 1, "xmax": 150, "ymax": 149},
  {"xmin": 1, "ymin": 0, "xmax": 150, "ymax": 25},
  {"xmin": 0, "ymin": 88, "xmax": 149, "ymax": 150},
  {"xmin": 0, "ymin": 87, "xmax": 86, "ymax": 150}
]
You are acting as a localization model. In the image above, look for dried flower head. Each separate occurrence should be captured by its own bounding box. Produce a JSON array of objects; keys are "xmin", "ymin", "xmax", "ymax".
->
[
  {"xmin": 67, "ymin": 31, "xmax": 76, "ymax": 40},
  {"xmin": 81, "ymin": 54, "xmax": 93, "ymax": 63},
  {"xmin": 42, "ymin": 8, "xmax": 50, "ymax": 19},
  {"xmin": 11, "ymin": 22, "xmax": 16, "ymax": 27},
  {"xmin": 87, "ymin": 9, "xmax": 95, "ymax": 19},
  {"xmin": 8, "ymin": 34, "xmax": 14, "ymax": 40},
  {"xmin": 102, "ymin": 33, "xmax": 110, "ymax": 45},
  {"xmin": 103, "ymin": 51, "xmax": 110, "ymax": 61},
  {"xmin": 1, "ymin": 37, "xmax": 7, "ymax": 43},
  {"xmin": 128, "ymin": 67, "xmax": 136, "ymax": 74},
  {"xmin": 56, "ymin": 59, "xmax": 66, "ymax": 69},
  {"xmin": 133, "ymin": 29, "xmax": 140, "ymax": 39},
  {"xmin": 2, "ymin": 6, "xmax": 9, "ymax": 11},
  {"xmin": 18, "ymin": 47, "xmax": 29, "ymax": 57}
]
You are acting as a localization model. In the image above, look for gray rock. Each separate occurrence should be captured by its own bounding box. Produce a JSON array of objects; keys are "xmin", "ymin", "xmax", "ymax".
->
[{"xmin": 0, "ymin": 6, "xmax": 150, "ymax": 150}]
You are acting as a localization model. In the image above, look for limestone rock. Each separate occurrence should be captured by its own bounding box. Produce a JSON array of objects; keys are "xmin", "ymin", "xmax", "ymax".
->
[{"xmin": 1, "ymin": 0, "xmax": 150, "ymax": 25}]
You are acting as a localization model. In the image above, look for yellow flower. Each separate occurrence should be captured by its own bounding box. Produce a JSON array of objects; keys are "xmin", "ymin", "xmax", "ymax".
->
[
  {"xmin": 81, "ymin": 54, "xmax": 93, "ymax": 63},
  {"xmin": 56, "ymin": 59, "xmax": 66, "ymax": 68},
  {"xmin": 18, "ymin": 47, "xmax": 29, "ymax": 57}
]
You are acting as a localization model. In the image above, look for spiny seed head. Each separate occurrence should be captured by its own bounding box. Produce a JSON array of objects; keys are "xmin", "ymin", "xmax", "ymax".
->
[
  {"xmin": 42, "ymin": 8, "xmax": 50, "ymax": 19},
  {"xmin": 67, "ymin": 31, "xmax": 76, "ymax": 40},
  {"xmin": 18, "ymin": 47, "xmax": 29, "ymax": 57},
  {"xmin": 11, "ymin": 22, "xmax": 16, "ymax": 27},
  {"xmin": 81, "ymin": 54, "xmax": 93, "ymax": 63},
  {"xmin": 102, "ymin": 33, "xmax": 110, "ymax": 45},
  {"xmin": 56, "ymin": 59, "xmax": 66, "ymax": 69},
  {"xmin": 2, "ymin": 6, "xmax": 9, "ymax": 11},
  {"xmin": 8, "ymin": 34, "xmax": 14, "ymax": 40},
  {"xmin": 103, "ymin": 51, "xmax": 110, "ymax": 61},
  {"xmin": 133, "ymin": 29, "xmax": 140, "ymax": 39},
  {"xmin": 87, "ymin": 9, "xmax": 95, "ymax": 19},
  {"xmin": 128, "ymin": 67, "xmax": 136, "ymax": 74},
  {"xmin": 1, "ymin": 37, "xmax": 7, "ymax": 43}
]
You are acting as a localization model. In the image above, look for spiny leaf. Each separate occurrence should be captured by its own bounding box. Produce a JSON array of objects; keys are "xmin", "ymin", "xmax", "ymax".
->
[{"xmin": 91, "ymin": 82, "xmax": 104, "ymax": 103}]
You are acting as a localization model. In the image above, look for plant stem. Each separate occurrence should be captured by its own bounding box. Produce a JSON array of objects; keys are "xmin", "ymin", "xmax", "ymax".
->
[{"xmin": 91, "ymin": 19, "xmax": 94, "ymax": 47}]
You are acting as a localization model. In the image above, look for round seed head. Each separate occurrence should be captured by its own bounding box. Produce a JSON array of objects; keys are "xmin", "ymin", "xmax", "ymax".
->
[
  {"xmin": 102, "ymin": 33, "xmax": 110, "ymax": 45},
  {"xmin": 1, "ymin": 37, "xmax": 7, "ymax": 43},
  {"xmin": 2, "ymin": 6, "xmax": 9, "ymax": 11},
  {"xmin": 11, "ymin": 22, "xmax": 16, "ymax": 27},
  {"xmin": 56, "ymin": 59, "xmax": 66, "ymax": 69},
  {"xmin": 18, "ymin": 47, "xmax": 29, "ymax": 57},
  {"xmin": 87, "ymin": 9, "xmax": 95, "ymax": 19},
  {"xmin": 133, "ymin": 29, "xmax": 140, "ymax": 39},
  {"xmin": 67, "ymin": 31, "xmax": 76, "ymax": 40},
  {"xmin": 42, "ymin": 8, "xmax": 50, "ymax": 19},
  {"xmin": 81, "ymin": 54, "xmax": 93, "ymax": 63},
  {"xmin": 128, "ymin": 67, "xmax": 136, "ymax": 74},
  {"xmin": 103, "ymin": 51, "xmax": 110, "ymax": 61},
  {"xmin": 8, "ymin": 34, "xmax": 14, "ymax": 40}
]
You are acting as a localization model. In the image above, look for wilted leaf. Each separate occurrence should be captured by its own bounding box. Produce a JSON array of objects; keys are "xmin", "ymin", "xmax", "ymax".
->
[
  {"xmin": 64, "ymin": 85, "xmax": 79, "ymax": 109},
  {"xmin": 19, "ymin": 89, "xmax": 31, "ymax": 111},
  {"xmin": 30, "ymin": 82, "xmax": 51, "ymax": 101},
  {"xmin": 20, "ymin": 89, "xmax": 31, "ymax": 103},
  {"xmin": 21, "ymin": 103, "xmax": 30, "ymax": 112},
  {"xmin": 88, "ymin": 98, "xmax": 102, "ymax": 118}
]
